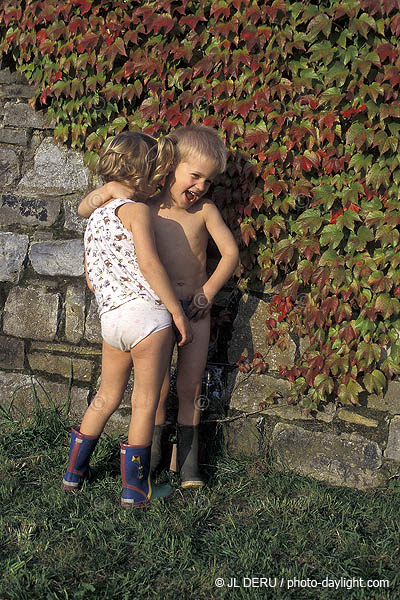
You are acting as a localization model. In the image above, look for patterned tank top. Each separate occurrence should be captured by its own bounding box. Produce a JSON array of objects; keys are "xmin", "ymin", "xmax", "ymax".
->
[{"xmin": 84, "ymin": 198, "xmax": 164, "ymax": 316}]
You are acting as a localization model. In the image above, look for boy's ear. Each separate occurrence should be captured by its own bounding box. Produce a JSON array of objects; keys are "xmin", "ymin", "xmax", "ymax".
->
[{"xmin": 165, "ymin": 172, "xmax": 176, "ymax": 188}]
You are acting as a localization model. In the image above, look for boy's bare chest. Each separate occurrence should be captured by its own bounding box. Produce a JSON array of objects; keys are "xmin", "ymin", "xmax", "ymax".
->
[{"xmin": 151, "ymin": 206, "xmax": 207, "ymax": 249}]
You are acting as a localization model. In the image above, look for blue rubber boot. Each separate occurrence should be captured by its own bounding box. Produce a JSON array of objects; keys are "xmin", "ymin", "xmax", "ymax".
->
[
  {"xmin": 62, "ymin": 426, "xmax": 100, "ymax": 491},
  {"xmin": 120, "ymin": 442, "xmax": 174, "ymax": 508}
]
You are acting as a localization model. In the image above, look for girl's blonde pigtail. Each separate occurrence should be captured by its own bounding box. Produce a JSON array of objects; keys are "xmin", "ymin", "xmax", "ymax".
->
[{"xmin": 149, "ymin": 136, "xmax": 177, "ymax": 189}]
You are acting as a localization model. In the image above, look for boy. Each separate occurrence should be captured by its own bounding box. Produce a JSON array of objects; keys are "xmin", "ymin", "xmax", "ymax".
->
[{"xmin": 78, "ymin": 124, "xmax": 239, "ymax": 488}]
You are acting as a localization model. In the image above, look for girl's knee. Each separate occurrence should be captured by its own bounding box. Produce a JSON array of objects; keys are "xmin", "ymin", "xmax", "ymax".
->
[{"xmin": 89, "ymin": 392, "xmax": 120, "ymax": 416}]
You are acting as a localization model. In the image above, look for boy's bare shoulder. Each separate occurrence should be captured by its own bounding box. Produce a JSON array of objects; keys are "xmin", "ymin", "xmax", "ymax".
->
[
  {"xmin": 196, "ymin": 197, "xmax": 217, "ymax": 213},
  {"xmin": 199, "ymin": 198, "xmax": 223, "ymax": 218}
]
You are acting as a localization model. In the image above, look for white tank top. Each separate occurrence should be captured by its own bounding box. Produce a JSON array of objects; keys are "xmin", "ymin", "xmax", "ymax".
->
[{"xmin": 84, "ymin": 198, "xmax": 164, "ymax": 316}]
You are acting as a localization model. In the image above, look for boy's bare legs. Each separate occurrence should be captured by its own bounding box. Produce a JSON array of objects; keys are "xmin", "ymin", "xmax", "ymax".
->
[
  {"xmin": 176, "ymin": 314, "xmax": 210, "ymax": 425},
  {"xmin": 80, "ymin": 341, "xmax": 132, "ymax": 436},
  {"xmin": 128, "ymin": 326, "xmax": 175, "ymax": 446},
  {"xmin": 175, "ymin": 314, "xmax": 210, "ymax": 487},
  {"xmin": 154, "ymin": 353, "xmax": 173, "ymax": 426}
]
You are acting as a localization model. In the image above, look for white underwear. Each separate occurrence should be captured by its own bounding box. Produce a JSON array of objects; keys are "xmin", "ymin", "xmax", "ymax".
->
[{"xmin": 100, "ymin": 297, "xmax": 172, "ymax": 352}]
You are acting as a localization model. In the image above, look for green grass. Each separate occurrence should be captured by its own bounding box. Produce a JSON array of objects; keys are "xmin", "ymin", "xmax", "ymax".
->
[{"xmin": 0, "ymin": 403, "xmax": 399, "ymax": 600}]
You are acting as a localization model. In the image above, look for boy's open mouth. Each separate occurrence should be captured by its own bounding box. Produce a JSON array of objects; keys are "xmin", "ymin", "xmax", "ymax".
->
[{"xmin": 185, "ymin": 190, "xmax": 198, "ymax": 204}]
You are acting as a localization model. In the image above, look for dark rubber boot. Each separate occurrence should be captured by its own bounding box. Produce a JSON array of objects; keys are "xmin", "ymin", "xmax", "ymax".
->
[
  {"xmin": 62, "ymin": 426, "xmax": 99, "ymax": 491},
  {"xmin": 177, "ymin": 424, "xmax": 205, "ymax": 489},
  {"xmin": 120, "ymin": 442, "xmax": 174, "ymax": 508},
  {"xmin": 150, "ymin": 424, "xmax": 165, "ymax": 475}
]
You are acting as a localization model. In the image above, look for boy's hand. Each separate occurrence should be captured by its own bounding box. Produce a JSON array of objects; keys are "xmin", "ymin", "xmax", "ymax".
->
[
  {"xmin": 78, "ymin": 181, "xmax": 135, "ymax": 217},
  {"xmin": 187, "ymin": 289, "xmax": 213, "ymax": 321},
  {"xmin": 173, "ymin": 313, "xmax": 193, "ymax": 346},
  {"xmin": 105, "ymin": 181, "xmax": 134, "ymax": 200}
]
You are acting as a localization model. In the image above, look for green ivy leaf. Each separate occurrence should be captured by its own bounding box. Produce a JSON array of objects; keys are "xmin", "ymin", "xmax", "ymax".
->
[
  {"xmin": 320, "ymin": 224, "xmax": 343, "ymax": 249},
  {"xmin": 363, "ymin": 369, "xmax": 386, "ymax": 394}
]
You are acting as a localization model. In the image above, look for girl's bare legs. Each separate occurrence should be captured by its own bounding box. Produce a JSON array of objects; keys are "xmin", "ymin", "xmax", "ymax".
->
[
  {"xmin": 128, "ymin": 326, "xmax": 174, "ymax": 446},
  {"xmin": 80, "ymin": 341, "xmax": 132, "ymax": 436},
  {"xmin": 120, "ymin": 326, "xmax": 175, "ymax": 507}
]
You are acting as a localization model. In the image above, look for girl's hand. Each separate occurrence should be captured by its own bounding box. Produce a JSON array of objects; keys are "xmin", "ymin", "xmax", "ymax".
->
[
  {"xmin": 173, "ymin": 313, "xmax": 193, "ymax": 346},
  {"xmin": 187, "ymin": 289, "xmax": 213, "ymax": 321}
]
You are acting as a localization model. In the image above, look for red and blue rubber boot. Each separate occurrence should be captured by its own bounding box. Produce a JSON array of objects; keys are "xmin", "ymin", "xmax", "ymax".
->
[
  {"xmin": 62, "ymin": 426, "xmax": 100, "ymax": 491},
  {"xmin": 120, "ymin": 442, "xmax": 174, "ymax": 508}
]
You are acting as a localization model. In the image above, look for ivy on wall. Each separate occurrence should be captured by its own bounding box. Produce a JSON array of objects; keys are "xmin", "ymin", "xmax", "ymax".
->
[{"xmin": 1, "ymin": 0, "xmax": 400, "ymax": 408}]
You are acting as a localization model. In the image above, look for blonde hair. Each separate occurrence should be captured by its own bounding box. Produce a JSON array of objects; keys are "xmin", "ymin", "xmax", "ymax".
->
[
  {"xmin": 167, "ymin": 124, "xmax": 227, "ymax": 174},
  {"xmin": 98, "ymin": 131, "xmax": 175, "ymax": 201}
]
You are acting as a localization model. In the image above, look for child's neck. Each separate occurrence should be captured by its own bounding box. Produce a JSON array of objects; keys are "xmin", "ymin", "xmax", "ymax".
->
[{"xmin": 155, "ymin": 190, "xmax": 179, "ymax": 210}]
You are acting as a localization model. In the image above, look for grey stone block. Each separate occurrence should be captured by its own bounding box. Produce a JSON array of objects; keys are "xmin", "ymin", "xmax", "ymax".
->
[
  {"xmin": 226, "ymin": 371, "xmax": 313, "ymax": 420},
  {"xmin": 227, "ymin": 293, "xmax": 296, "ymax": 369},
  {"xmin": 27, "ymin": 352, "xmax": 94, "ymax": 383},
  {"xmin": 337, "ymin": 409, "xmax": 378, "ymax": 428},
  {"xmin": 18, "ymin": 138, "xmax": 89, "ymax": 196},
  {"xmin": 0, "ymin": 147, "xmax": 19, "ymax": 186},
  {"xmin": 0, "ymin": 232, "xmax": 29, "ymax": 283},
  {"xmin": 0, "ymin": 371, "xmax": 89, "ymax": 423},
  {"xmin": 65, "ymin": 283, "xmax": 86, "ymax": 344},
  {"xmin": 0, "ymin": 194, "xmax": 61, "ymax": 227},
  {"xmin": 3, "ymin": 102, "xmax": 53, "ymax": 129},
  {"xmin": 272, "ymin": 423, "xmax": 385, "ymax": 490},
  {"xmin": 63, "ymin": 196, "xmax": 87, "ymax": 234},
  {"xmin": 0, "ymin": 335, "xmax": 25, "ymax": 369},
  {"xmin": 3, "ymin": 287, "xmax": 60, "ymax": 341},
  {"xmin": 368, "ymin": 381, "xmax": 400, "ymax": 414},
  {"xmin": 0, "ymin": 84, "xmax": 36, "ymax": 98},
  {"xmin": 0, "ymin": 68, "xmax": 28, "ymax": 85},
  {"xmin": 224, "ymin": 416, "xmax": 262, "ymax": 457},
  {"xmin": 29, "ymin": 239, "xmax": 84, "ymax": 277},
  {"xmin": 384, "ymin": 416, "xmax": 400, "ymax": 460},
  {"xmin": 0, "ymin": 128, "xmax": 28, "ymax": 146},
  {"xmin": 84, "ymin": 297, "xmax": 102, "ymax": 345}
]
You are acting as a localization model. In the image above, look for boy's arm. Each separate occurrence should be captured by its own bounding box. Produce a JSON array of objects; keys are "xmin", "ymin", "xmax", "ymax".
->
[
  {"xmin": 78, "ymin": 182, "xmax": 134, "ymax": 218},
  {"xmin": 188, "ymin": 201, "xmax": 239, "ymax": 321}
]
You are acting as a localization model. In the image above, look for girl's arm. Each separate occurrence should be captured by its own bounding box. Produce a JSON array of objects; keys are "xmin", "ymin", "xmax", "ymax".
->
[
  {"xmin": 117, "ymin": 202, "xmax": 193, "ymax": 346},
  {"xmin": 188, "ymin": 200, "xmax": 239, "ymax": 321},
  {"xmin": 78, "ymin": 182, "xmax": 134, "ymax": 217}
]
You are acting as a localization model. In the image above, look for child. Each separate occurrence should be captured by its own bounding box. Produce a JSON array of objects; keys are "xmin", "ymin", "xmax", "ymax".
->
[
  {"xmin": 63, "ymin": 131, "xmax": 193, "ymax": 508},
  {"xmin": 78, "ymin": 124, "xmax": 239, "ymax": 488}
]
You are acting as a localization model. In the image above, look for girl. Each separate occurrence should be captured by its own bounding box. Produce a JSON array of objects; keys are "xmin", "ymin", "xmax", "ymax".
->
[{"xmin": 62, "ymin": 131, "xmax": 192, "ymax": 508}]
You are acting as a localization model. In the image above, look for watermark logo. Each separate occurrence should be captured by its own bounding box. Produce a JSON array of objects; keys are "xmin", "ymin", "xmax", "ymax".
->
[
  {"xmin": 194, "ymin": 395, "xmax": 210, "ymax": 411},
  {"xmin": 90, "ymin": 394, "xmax": 106, "ymax": 411}
]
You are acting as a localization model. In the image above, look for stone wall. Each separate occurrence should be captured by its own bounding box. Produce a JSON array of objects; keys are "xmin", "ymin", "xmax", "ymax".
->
[
  {"xmin": 0, "ymin": 61, "xmax": 105, "ymax": 426},
  {"xmin": 224, "ymin": 294, "xmax": 400, "ymax": 490},
  {"xmin": 1, "ymin": 60, "xmax": 399, "ymax": 490}
]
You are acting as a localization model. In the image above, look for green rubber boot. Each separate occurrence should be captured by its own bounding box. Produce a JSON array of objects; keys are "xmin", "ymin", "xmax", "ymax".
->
[
  {"xmin": 150, "ymin": 424, "xmax": 165, "ymax": 475},
  {"xmin": 177, "ymin": 424, "xmax": 205, "ymax": 489}
]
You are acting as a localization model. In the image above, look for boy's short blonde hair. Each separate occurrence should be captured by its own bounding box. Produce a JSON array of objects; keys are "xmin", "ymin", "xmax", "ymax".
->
[
  {"xmin": 98, "ymin": 131, "xmax": 175, "ymax": 201},
  {"xmin": 167, "ymin": 124, "xmax": 227, "ymax": 174}
]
